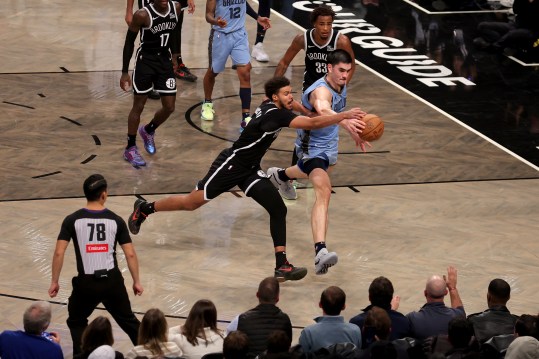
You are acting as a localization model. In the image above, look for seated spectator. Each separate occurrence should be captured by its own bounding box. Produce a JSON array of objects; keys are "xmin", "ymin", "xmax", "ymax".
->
[
  {"xmin": 299, "ymin": 286, "xmax": 361, "ymax": 353},
  {"xmin": 350, "ymin": 276, "xmax": 411, "ymax": 347},
  {"xmin": 88, "ymin": 345, "xmax": 118, "ymax": 359},
  {"xmin": 227, "ymin": 277, "xmax": 292, "ymax": 358},
  {"xmin": 260, "ymin": 330, "xmax": 295, "ymax": 359},
  {"xmin": 444, "ymin": 317, "xmax": 480, "ymax": 359},
  {"xmin": 169, "ymin": 299, "xmax": 224, "ymax": 359},
  {"xmin": 125, "ymin": 308, "xmax": 182, "ymax": 358},
  {"xmin": 467, "ymin": 278, "xmax": 518, "ymax": 343},
  {"xmin": 75, "ymin": 316, "xmax": 124, "ymax": 359},
  {"xmin": 0, "ymin": 300, "xmax": 63, "ymax": 359},
  {"xmin": 473, "ymin": 0, "xmax": 539, "ymax": 54},
  {"xmin": 505, "ymin": 336, "xmax": 539, "ymax": 359},
  {"xmin": 515, "ymin": 314, "xmax": 539, "ymax": 338},
  {"xmin": 358, "ymin": 307, "xmax": 408, "ymax": 359},
  {"xmin": 406, "ymin": 266, "xmax": 465, "ymax": 340},
  {"xmin": 224, "ymin": 331, "xmax": 249, "ymax": 359}
]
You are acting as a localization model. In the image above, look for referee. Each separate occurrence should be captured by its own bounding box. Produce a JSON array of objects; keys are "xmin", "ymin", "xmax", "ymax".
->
[{"xmin": 48, "ymin": 174, "xmax": 143, "ymax": 355}]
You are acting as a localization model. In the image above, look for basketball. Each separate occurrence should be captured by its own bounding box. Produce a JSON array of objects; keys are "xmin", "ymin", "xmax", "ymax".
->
[{"xmin": 360, "ymin": 114, "xmax": 384, "ymax": 141}]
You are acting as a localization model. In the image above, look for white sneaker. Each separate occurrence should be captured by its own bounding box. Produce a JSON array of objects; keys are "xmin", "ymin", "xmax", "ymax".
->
[
  {"xmin": 314, "ymin": 248, "xmax": 338, "ymax": 275},
  {"xmin": 201, "ymin": 102, "xmax": 215, "ymax": 121},
  {"xmin": 251, "ymin": 42, "xmax": 269, "ymax": 62},
  {"xmin": 267, "ymin": 167, "xmax": 297, "ymax": 200}
]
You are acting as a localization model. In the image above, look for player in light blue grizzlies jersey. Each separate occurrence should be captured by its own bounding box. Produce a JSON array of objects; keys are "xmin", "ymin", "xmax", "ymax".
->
[{"xmin": 267, "ymin": 50, "xmax": 370, "ymax": 276}]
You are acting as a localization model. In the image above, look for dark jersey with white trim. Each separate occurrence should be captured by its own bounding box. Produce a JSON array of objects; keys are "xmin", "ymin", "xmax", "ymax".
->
[
  {"xmin": 140, "ymin": 1, "xmax": 179, "ymax": 53},
  {"xmin": 303, "ymin": 28, "xmax": 341, "ymax": 91},
  {"xmin": 228, "ymin": 101, "xmax": 297, "ymax": 168},
  {"xmin": 58, "ymin": 208, "xmax": 132, "ymax": 275}
]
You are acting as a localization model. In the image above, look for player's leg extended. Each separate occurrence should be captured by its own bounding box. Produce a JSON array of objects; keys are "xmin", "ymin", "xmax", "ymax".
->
[
  {"xmin": 236, "ymin": 63, "xmax": 252, "ymax": 129},
  {"xmin": 125, "ymin": 94, "xmax": 149, "ymax": 166},
  {"xmin": 309, "ymin": 168, "xmax": 331, "ymax": 244},
  {"xmin": 247, "ymin": 179, "xmax": 307, "ymax": 282},
  {"xmin": 154, "ymin": 189, "xmax": 208, "ymax": 212}
]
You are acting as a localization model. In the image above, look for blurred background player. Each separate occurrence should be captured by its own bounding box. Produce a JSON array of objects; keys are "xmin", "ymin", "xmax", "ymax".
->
[
  {"xmin": 121, "ymin": 0, "xmax": 194, "ymax": 167},
  {"xmin": 201, "ymin": 0, "xmax": 270, "ymax": 132},
  {"xmin": 125, "ymin": 0, "xmax": 197, "ymax": 95},
  {"xmin": 250, "ymin": 0, "xmax": 272, "ymax": 62}
]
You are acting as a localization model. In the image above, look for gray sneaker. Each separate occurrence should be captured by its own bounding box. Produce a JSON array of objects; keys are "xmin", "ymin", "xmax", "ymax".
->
[
  {"xmin": 314, "ymin": 248, "xmax": 338, "ymax": 275},
  {"xmin": 267, "ymin": 167, "xmax": 297, "ymax": 200}
]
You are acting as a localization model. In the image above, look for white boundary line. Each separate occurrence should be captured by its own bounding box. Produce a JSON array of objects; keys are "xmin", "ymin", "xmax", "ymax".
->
[
  {"xmin": 262, "ymin": 1, "xmax": 539, "ymax": 172},
  {"xmin": 506, "ymin": 55, "xmax": 539, "ymax": 67},
  {"xmin": 400, "ymin": 0, "xmax": 510, "ymax": 14}
]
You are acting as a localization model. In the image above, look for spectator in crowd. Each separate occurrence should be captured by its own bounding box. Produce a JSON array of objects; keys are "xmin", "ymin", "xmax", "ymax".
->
[
  {"xmin": 226, "ymin": 277, "xmax": 292, "ymax": 358},
  {"xmin": 224, "ymin": 331, "xmax": 250, "ymax": 359},
  {"xmin": 299, "ymin": 286, "xmax": 361, "ymax": 353},
  {"xmin": 350, "ymin": 276, "xmax": 411, "ymax": 347},
  {"xmin": 473, "ymin": 0, "xmax": 539, "ymax": 54},
  {"xmin": 0, "ymin": 301, "xmax": 63, "ymax": 359},
  {"xmin": 515, "ymin": 314, "xmax": 539, "ymax": 337},
  {"xmin": 467, "ymin": 278, "xmax": 519, "ymax": 343},
  {"xmin": 126, "ymin": 308, "xmax": 182, "ymax": 358},
  {"xmin": 505, "ymin": 336, "xmax": 539, "ymax": 359},
  {"xmin": 88, "ymin": 345, "xmax": 119, "ymax": 359},
  {"xmin": 260, "ymin": 330, "xmax": 295, "ymax": 359},
  {"xmin": 75, "ymin": 316, "xmax": 124, "ymax": 359},
  {"xmin": 406, "ymin": 266, "xmax": 465, "ymax": 340},
  {"xmin": 169, "ymin": 299, "xmax": 225, "ymax": 359},
  {"xmin": 444, "ymin": 317, "xmax": 480, "ymax": 359}
]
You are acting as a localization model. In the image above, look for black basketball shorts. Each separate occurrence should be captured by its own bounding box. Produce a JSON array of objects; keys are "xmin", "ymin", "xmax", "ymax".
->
[{"xmin": 132, "ymin": 50, "xmax": 176, "ymax": 96}]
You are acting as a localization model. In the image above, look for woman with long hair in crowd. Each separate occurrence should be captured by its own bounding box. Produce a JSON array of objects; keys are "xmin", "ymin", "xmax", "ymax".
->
[{"xmin": 169, "ymin": 299, "xmax": 225, "ymax": 359}]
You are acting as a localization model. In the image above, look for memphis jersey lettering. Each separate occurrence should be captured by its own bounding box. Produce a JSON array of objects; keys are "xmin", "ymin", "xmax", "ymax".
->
[
  {"xmin": 303, "ymin": 28, "xmax": 341, "ymax": 91},
  {"xmin": 140, "ymin": 1, "xmax": 179, "ymax": 52},
  {"xmin": 214, "ymin": 0, "xmax": 246, "ymax": 33}
]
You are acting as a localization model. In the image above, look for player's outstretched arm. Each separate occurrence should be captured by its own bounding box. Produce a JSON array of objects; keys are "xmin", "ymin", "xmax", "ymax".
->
[
  {"xmin": 274, "ymin": 34, "xmax": 304, "ymax": 78},
  {"xmin": 289, "ymin": 108, "xmax": 365, "ymax": 130},
  {"xmin": 125, "ymin": 0, "xmax": 135, "ymax": 25}
]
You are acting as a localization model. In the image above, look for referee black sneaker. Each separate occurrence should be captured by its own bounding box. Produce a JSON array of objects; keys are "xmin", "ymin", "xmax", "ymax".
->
[
  {"xmin": 274, "ymin": 262, "xmax": 307, "ymax": 282},
  {"xmin": 128, "ymin": 199, "xmax": 147, "ymax": 235}
]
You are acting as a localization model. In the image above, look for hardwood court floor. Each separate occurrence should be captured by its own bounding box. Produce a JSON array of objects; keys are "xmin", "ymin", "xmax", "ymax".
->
[{"xmin": 1, "ymin": 0, "xmax": 539, "ymax": 356}]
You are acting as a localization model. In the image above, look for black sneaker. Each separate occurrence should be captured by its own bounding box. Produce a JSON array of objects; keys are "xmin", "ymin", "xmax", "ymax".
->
[
  {"xmin": 128, "ymin": 199, "xmax": 147, "ymax": 235},
  {"xmin": 175, "ymin": 63, "xmax": 197, "ymax": 82},
  {"xmin": 274, "ymin": 263, "xmax": 307, "ymax": 282}
]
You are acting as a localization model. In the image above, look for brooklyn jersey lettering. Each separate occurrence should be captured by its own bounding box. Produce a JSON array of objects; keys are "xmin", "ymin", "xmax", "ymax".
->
[
  {"xmin": 58, "ymin": 209, "xmax": 132, "ymax": 275},
  {"xmin": 213, "ymin": 0, "xmax": 246, "ymax": 33},
  {"xmin": 303, "ymin": 28, "xmax": 341, "ymax": 91},
  {"xmin": 140, "ymin": 1, "xmax": 179, "ymax": 52}
]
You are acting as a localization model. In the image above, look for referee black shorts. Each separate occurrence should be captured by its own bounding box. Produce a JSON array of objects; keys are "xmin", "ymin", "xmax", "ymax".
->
[
  {"xmin": 196, "ymin": 149, "xmax": 267, "ymax": 200},
  {"xmin": 132, "ymin": 50, "xmax": 177, "ymax": 96}
]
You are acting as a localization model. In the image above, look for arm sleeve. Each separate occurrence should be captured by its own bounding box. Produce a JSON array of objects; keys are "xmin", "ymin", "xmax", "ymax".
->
[
  {"xmin": 122, "ymin": 29, "xmax": 138, "ymax": 73},
  {"xmin": 245, "ymin": 1, "xmax": 258, "ymax": 20}
]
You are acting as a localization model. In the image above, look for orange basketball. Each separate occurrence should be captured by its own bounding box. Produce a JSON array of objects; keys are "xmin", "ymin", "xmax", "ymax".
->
[{"xmin": 361, "ymin": 114, "xmax": 384, "ymax": 141}]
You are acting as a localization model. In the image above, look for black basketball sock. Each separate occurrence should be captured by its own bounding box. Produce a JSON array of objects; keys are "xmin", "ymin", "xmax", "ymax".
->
[
  {"xmin": 127, "ymin": 134, "xmax": 137, "ymax": 149},
  {"xmin": 145, "ymin": 121, "xmax": 158, "ymax": 135},
  {"xmin": 277, "ymin": 169, "xmax": 292, "ymax": 182},
  {"xmin": 315, "ymin": 242, "xmax": 326, "ymax": 255},
  {"xmin": 275, "ymin": 251, "xmax": 287, "ymax": 268},
  {"xmin": 140, "ymin": 201, "xmax": 155, "ymax": 216},
  {"xmin": 177, "ymin": 56, "xmax": 183, "ymax": 65}
]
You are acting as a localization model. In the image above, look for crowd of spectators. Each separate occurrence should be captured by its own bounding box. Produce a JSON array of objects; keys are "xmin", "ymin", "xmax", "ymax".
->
[{"xmin": 2, "ymin": 270, "xmax": 539, "ymax": 359}]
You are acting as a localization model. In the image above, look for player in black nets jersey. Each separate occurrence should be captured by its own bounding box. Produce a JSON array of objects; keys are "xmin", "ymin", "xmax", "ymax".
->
[
  {"xmin": 125, "ymin": 0, "xmax": 197, "ymax": 84},
  {"xmin": 48, "ymin": 174, "xmax": 143, "ymax": 355},
  {"xmin": 121, "ymin": 0, "xmax": 193, "ymax": 167},
  {"xmin": 274, "ymin": 5, "xmax": 356, "ymax": 92},
  {"xmin": 128, "ymin": 76, "xmax": 366, "ymax": 282}
]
